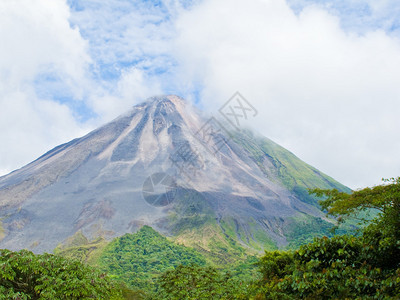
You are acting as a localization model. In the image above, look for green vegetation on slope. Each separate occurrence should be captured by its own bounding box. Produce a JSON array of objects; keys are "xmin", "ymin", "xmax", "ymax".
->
[
  {"xmin": 167, "ymin": 189, "xmax": 259, "ymax": 264},
  {"xmin": 167, "ymin": 189, "xmax": 216, "ymax": 235},
  {"xmin": 97, "ymin": 225, "xmax": 206, "ymax": 291},
  {"xmin": 283, "ymin": 214, "xmax": 356, "ymax": 249},
  {"xmin": 219, "ymin": 216, "xmax": 278, "ymax": 252},
  {"xmin": 232, "ymin": 130, "xmax": 351, "ymax": 206},
  {"xmin": 0, "ymin": 219, "xmax": 5, "ymax": 241},
  {"xmin": 54, "ymin": 231, "xmax": 108, "ymax": 265}
]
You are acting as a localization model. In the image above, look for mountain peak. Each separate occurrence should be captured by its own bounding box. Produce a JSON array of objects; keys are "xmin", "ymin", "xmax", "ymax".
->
[
  {"xmin": 0, "ymin": 95, "xmax": 349, "ymax": 253},
  {"xmin": 136, "ymin": 94, "xmax": 187, "ymax": 110}
]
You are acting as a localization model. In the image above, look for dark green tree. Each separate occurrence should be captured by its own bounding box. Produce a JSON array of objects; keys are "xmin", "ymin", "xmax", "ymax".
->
[
  {"xmin": 0, "ymin": 249, "xmax": 122, "ymax": 299},
  {"xmin": 254, "ymin": 178, "xmax": 400, "ymax": 299},
  {"xmin": 98, "ymin": 226, "xmax": 206, "ymax": 292},
  {"xmin": 157, "ymin": 265, "xmax": 248, "ymax": 299},
  {"xmin": 311, "ymin": 176, "xmax": 400, "ymax": 269}
]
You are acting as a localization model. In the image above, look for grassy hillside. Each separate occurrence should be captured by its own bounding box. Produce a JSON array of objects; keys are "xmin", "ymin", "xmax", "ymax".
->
[
  {"xmin": 0, "ymin": 219, "xmax": 5, "ymax": 241},
  {"xmin": 54, "ymin": 231, "xmax": 108, "ymax": 265},
  {"xmin": 166, "ymin": 189, "xmax": 260, "ymax": 264},
  {"xmin": 233, "ymin": 130, "xmax": 351, "ymax": 206}
]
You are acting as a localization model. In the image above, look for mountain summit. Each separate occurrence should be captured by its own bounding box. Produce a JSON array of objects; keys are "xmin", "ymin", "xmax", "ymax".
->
[{"xmin": 0, "ymin": 95, "xmax": 349, "ymax": 253}]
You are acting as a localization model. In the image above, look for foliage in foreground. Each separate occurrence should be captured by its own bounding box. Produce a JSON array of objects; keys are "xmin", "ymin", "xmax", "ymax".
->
[
  {"xmin": 3, "ymin": 177, "xmax": 398, "ymax": 299},
  {"xmin": 157, "ymin": 265, "xmax": 249, "ymax": 299},
  {"xmin": 256, "ymin": 236, "xmax": 400, "ymax": 299},
  {"xmin": 254, "ymin": 177, "xmax": 400, "ymax": 299},
  {"xmin": 0, "ymin": 249, "xmax": 122, "ymax": 299}
]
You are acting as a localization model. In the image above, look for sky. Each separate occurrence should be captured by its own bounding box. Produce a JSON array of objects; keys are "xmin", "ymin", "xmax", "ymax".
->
[{"xmin": 0, "ymin": 0, "xmax": 400, "ymax": 189}]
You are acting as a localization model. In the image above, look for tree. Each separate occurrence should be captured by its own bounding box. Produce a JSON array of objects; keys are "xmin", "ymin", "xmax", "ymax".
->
[
  {"xmin": 157, "ymin": 265, "xmax": 248, "ymax": 299},
  {"xmin": 0, "ymin": 249, "xmax": 122, "ymax": 299},
  {"xmin": 310, "ymin": 177, "xmax": 400, "ymax": 269},
  {"xmin": 254, "ymin": 178, "xmax": 400, "ymax": 299},
  {"xmin": 97, "ymin": 226, "xmax": 206, "ymax": 292},
  {"xmin": 311, "ymin": 177, "xmax": 400, "ymax": 225}
]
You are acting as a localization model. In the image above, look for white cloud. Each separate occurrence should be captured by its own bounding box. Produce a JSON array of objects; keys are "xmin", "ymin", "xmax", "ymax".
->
[
  {"xmin": 0, "ymin": 0, "xmax": 91, "ymax": 175},
  {"xmin": 66, "ymin": 0, "xmax": 178, "ymax": 76},
  {"xmin": 0, "ymin": 0, "xmax": 90, "ymax": 92},
  {"xmin": 89, "ymin": 67, "xmax": 162, "ymax": 122},
  {"xmin": 173, "ymin": 0, "xmax": 400, "ymax": 188},
  {"xmin": 65, "ymin": 0, "xmax": 179, "ymax": 122},
  {"xmin": 287, "ymin": 0, "xmax": 400, "ymax": 35}
]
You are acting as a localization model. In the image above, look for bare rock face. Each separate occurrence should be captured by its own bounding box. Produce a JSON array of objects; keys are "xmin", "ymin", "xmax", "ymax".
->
[{"xmin": 0, "ymin": 95, "xmax": 348, "ymax": 252}]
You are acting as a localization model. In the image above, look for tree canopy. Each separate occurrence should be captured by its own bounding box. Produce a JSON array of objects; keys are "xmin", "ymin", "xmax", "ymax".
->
[
  {"xmin": 253, "ymin": 177, "xmax": 400, "ymax": 299},
  {"xmin": 0, "ymin": 249, "xmax": 122, "ymax": 299},
  {"xmin": 98, "ymin": 225, "xmax": 206, "ymax": 291}
]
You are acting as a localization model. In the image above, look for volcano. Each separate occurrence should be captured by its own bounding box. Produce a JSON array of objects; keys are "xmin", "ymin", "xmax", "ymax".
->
[{"xmin": 0, "ymin": 95, "xmax": 349, "ymax": 253}]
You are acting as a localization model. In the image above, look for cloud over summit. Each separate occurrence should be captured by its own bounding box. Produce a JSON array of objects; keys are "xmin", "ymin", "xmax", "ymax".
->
[{"xmin": 1, "ymin": 0, "xmax": 399, "ymax": 188}]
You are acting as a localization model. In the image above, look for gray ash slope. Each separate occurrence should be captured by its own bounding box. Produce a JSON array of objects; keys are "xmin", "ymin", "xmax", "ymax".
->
[{"xmin": 0, "ymin": 95, "xmax": 349, "ymax": 252}]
